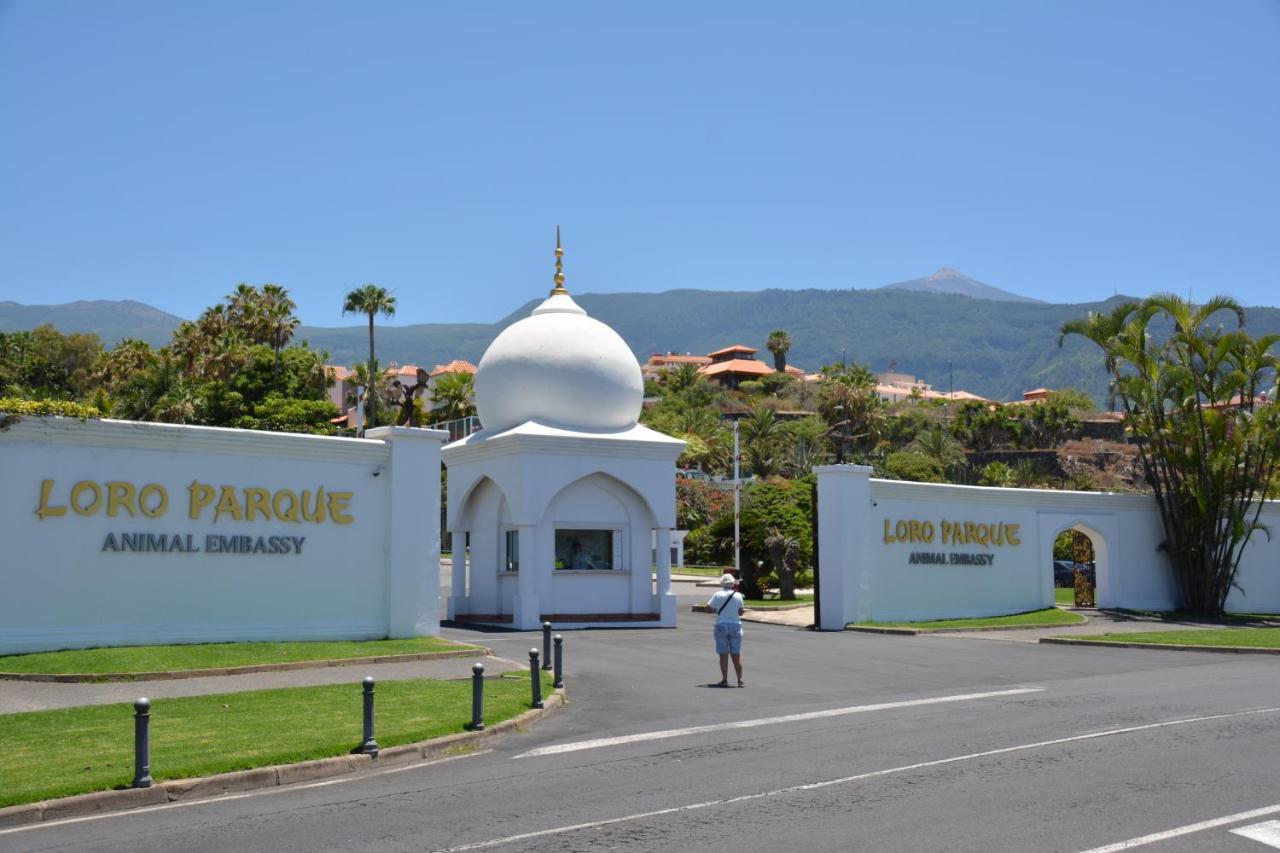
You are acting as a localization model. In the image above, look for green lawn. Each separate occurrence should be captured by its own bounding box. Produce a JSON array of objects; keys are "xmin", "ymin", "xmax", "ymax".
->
[
  {"xmin": 850, "ymin": 607, "xmax": 1086, "ymax": 631},
  {"xmin": 667, "ymin": 566, "xmax": 731, "ymax": 578},
  {"xmin": 0, "ymin": 637, "xmax": 484, "ymax": 676},
  {"xmin": 0, "ymin": 672, "xmax": 554, "ymax": 809},
  {"xmin": 1054, "ymin": 588, "xmax": 1075, "ymax": 605},
  {"xmin": 1073, "ymin": 628, "xmax": 1280, "ymax": 648},
  {"xmin": 744, "ymin": 595, "xmax": 814, "ymax": 609}
]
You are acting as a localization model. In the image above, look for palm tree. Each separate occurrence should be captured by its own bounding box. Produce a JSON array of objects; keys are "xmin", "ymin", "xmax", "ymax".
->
[
  {"xmin": 430, "ymin": 371, "xmax": 475, "ymax": 422},
  {"xmin": 766, "ymin": 330, "xmax": 791, "ymax": 373},
  {"xmin": 342, "ymin": 284, "xmax": 397, "ymax": 430},
  {"xmin": 739, "ymin": 404, "xmax": 785, "ymax": 477},
  {"xmin": 260, "ymin": 284, "xmax": 299, "ymax": 376}
]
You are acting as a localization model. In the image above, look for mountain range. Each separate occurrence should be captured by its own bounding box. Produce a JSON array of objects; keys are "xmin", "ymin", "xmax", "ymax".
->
[{"xmin": 4, "ymin": 275, "xmax": 1278, "ymax": 404}]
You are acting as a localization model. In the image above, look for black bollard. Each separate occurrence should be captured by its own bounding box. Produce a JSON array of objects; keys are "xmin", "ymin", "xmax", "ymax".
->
[
  {"xmin": 470, "ymin": 662, "xmax": 485, "ymax": 731},
  {"xmin": 529, "ymin": 648, "xmax": 543, "ymax": 709},
  {"xmin": 553, "ymin": 634, "xmax": 564, "ymax": 689},
  {"xmin": 360, "ymin": 677, "xmax": 379, "ymax": 756},
  {"xmin": 132, "ymin": 698, "xmax": 152, "ymax": 789},
  {"xmin": 541, "ymin": 622, "xmax": 553, "ymax": 670}
]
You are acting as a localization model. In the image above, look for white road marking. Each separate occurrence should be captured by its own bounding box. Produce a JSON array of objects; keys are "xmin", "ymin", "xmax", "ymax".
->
[
  {"xmin": 0, "ymin": 750, "xmax": 491, "ymax": 836},
  {"xmin": 1076, "ymin": 805, "xmax": 1280, "ymax": 852},
  {"xmin": 435, "ymin": 706, "xmax": 1280, "ymax": 853},
  {"xmin": 1233, "ymin": 820, "xmax": 1280, "ymax": 848},
  {"xmin": 517, "ymin": 687, "xmax": 1045, "ymax": 758}
]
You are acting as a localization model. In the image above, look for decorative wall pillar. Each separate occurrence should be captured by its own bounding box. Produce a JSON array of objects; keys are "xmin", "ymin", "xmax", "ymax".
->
[
  {"xmin": 655, "ymin": 527, "xmax": 676, "ymax": 624},
  {"xmin": 366, "ymin": 425, "xmax": 449, "ymax": 637},
  {"xmin": 814, "ymin": 464, "xmax": 874, "ymax": 630},
  {"xmin": 447, "ymin": 528, "xmax": 467, "ymax": 620},
  {"xmin": 512, "ymin": 523, "xmax": 540, "ymax": 629}
]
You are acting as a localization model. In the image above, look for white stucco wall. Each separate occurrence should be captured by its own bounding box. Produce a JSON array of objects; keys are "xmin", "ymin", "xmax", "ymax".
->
[
  {"xmin": 0, "ymin": 417, "xmax": 446, "ymax": 654},
  {"xmin": 816, "ymin": 465, "xmax": 1280, "ymax": 628}
]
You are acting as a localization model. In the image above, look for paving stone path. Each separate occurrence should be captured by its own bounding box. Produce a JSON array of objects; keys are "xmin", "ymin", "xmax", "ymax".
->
[{"xmin": 0, "ymin": 654, "xmax": 523, "ymax": 714}]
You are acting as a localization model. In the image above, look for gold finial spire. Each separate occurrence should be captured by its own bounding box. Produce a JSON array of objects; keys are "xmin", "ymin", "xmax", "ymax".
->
[{"xmin": 550, "ymin": 225, "xmax": 569, "ymax": 296}]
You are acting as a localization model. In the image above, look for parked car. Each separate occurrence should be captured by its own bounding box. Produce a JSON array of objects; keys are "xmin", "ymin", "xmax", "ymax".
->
[{"xmin": 1054, "ymin": 560, "xmax": 1096, "ymax": 588}]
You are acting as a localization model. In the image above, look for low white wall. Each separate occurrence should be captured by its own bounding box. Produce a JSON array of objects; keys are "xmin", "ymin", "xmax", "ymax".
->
[
  {"xmin": 0, "ymin": 418, "xmax": 446, "ymax": 654},
  {"xmin": 815, "ymin": 465, "xmax": 1280, "ymax": 628}
]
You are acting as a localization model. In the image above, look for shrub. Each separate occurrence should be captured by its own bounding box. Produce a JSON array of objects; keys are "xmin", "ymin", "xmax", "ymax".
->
[
  {"xmin": 0, "ymin": 397, "xmax": 102, "ymax": 430},
  {"xmin": 882, "ymin": 451, "xmax": 946, "ymax": 483}
]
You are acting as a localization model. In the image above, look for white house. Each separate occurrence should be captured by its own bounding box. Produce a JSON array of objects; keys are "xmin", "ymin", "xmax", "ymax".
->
[{"xmin": 442, "ymin": 236, "xmax": 684, "ymax": 629}]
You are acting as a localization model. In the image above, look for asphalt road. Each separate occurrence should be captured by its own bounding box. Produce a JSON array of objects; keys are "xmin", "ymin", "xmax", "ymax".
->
[{"xmin": 5, "ymin": 587, "xmax": 1280, "ymax": 853}]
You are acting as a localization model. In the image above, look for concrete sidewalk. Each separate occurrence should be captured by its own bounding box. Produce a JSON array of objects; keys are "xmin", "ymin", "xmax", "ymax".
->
[{"xmin": 0, "ymin": 654, "xmax": 525, "ymax": 714}]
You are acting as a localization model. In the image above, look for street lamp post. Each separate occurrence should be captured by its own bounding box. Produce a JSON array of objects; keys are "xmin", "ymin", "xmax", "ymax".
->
[
  {"xmin": 732, "ymin": 417, "xmax": 741, "ymax": 577},
  {"xmin": 834, "ymin": 404, "xmax": 846, "ymax": 464}
]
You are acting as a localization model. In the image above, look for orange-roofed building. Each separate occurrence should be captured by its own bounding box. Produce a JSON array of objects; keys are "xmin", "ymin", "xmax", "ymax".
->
[
  {"xmin": 426, "ymin": 359, "xmax": 478, "ymax": 412},
  {"xmin": 699, "ymin": 344, "xmax": 774, "ymax": 389},
  {"xmin": 641, "ymin": 352, "xmax": 713, "ymax": 382},
  {"xmin": 429, "ymin": 359, "xmax": 478, "ymax": 378}
]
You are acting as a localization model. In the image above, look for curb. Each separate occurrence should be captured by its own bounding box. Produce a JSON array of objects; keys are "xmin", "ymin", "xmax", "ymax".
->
[
  {"xmin": 0, "ymin": 648, "xmax": 490, "ymax": 683},
  {"xmin": 846, "ymin": 613, "xmax": 1090, "ymax": 636},
  {"xmin": 691, "ymin": 603, "xmax": 814, "ymax": 614},
  {"xmin": 1039, "ymin": 637, "xmax": 1280, "ymax": 654},
  {"xmin": 0, "ymin": 688, "xmax": 564, "ymax": 830}
]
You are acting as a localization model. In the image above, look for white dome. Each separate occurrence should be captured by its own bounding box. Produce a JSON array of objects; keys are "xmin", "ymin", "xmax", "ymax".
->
[{"xmin": 474, "ymin": 291, "xmax": 644, "ymax": 434}]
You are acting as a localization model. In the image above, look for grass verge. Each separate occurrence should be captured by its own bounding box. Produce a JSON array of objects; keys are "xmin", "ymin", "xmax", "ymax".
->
[
  {"xmin": 0, "ymin": 637, "xmax": 483, "ymax": 676},
  {"xmin": 1067, "ymin": 628, "xmax": 1280, "ymax": 648},
  {"xmin": 1054, "ymin": 588, "xmax": 1075, "ymax": 606},
  {"xmin": 744, "ymin": 595, "xmax": 814, "ymax": 609},
  {"xmin": 849, "ymin": 607, "xmax": 1086, "ymax": 631},
  {"xmin": 0, "ymin": 672, "xmax": 553, "ymax": 809},
  {"xmin": 667, "ymin": 566, "xmax": 731, "ymax": 578}
]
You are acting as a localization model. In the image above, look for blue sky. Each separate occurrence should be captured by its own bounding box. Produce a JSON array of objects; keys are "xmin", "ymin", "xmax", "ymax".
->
[{"xmin": 1, "ymin": 1, "xmax": 1277, "ymax": 325}]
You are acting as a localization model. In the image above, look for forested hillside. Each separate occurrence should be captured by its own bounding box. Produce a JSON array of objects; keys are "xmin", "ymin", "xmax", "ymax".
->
[{"xmin": 5, "ymin": 290, "xmax": 1278, "ymax": 403}]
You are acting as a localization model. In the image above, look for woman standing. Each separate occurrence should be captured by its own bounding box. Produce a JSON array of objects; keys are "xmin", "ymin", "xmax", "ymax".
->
[{"xmin": 707, "ymin": 574, "xmax": 745, "ymax": 687}]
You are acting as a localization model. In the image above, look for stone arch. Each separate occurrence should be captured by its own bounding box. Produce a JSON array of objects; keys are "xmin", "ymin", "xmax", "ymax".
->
[
  {"xmin": 537, "ymin": 471, "xmax": 659, "ymax": 531},
  {"xmin": 451, "ymin": 475, "xmax": 514, "ymax": 615},
  {"xmin": 1046, "ymin": 518, "xmax": 1113, "ymax": 607}
]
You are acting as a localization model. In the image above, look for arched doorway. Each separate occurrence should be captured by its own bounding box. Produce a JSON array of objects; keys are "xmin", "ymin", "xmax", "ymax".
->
[{"xmin": 1053, "ymin": 528, "xmax": 1097, "ymax": 606}]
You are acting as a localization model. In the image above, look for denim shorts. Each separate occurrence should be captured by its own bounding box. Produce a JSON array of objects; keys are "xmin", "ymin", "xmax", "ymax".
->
[{"xmin": 714, "ymin": 622, "xmax": 743, "ymax": 654}]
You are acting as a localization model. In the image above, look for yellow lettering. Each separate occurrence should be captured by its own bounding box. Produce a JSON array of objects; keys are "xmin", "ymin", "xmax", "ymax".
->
[
  {"xmin": 327, "ymin": 491, "xmax": 354, "ymax": 525},
  {"xmin": 1006, "ymin": 524, "xmax": 1021, "ymax": 546},
  {"xmin": 188, "ymin": 481, "xmax": 215, "ymax": 520},
  {"xmin": 243, "ymin": 487, "xmax": 272, "ymax": 522},
  {"xmin": 70, "ymin": 481, "xmax": 102, "ymax": 516},
  {"xmin": 301, "ymin": 488, "xmax": 327, "ymax": 523},
  {"xmin": 272, "ymin": 489, "xmax": 301, "ymax": 523},
  {"xmin": 105, "ymin": 481, "xmax": 138, "ymax": 517},
  {"xmin": 940, "ymin": 520, "xmax": 952, "ymax": 545},
  {"xmin": 138, "ymin": 484, "xmax": 168, "ymax": 518},
  {"xmin": 975, "ymin": 523, "xmax": 990, "ymax": 546},
  {"xmin": 35, "ymin": 479, "xmax": 67, "ymax": 520},
  {"xmin": 963, "ymin": 522, "xmax": 976, "ymax": 544},
  {"xmin": 921, "ymin": 521, "xmax": 935, "ymax": 543},
  {"xmin": 214, "ymin": 485, "xmax": 243, "ymax": 522},
  {"xmin": 894, "ymin": 520, "xmax": 909, "ymax": 542}
]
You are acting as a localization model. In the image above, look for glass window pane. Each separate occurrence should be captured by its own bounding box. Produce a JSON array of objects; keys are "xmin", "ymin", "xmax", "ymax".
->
[
  {"xmin": 505, "ymin": 529, "xmax": 519, "ymax": 573},
  {"xmin": 555, "ymin": 529, "xmax": 614, "ymax": 570}
]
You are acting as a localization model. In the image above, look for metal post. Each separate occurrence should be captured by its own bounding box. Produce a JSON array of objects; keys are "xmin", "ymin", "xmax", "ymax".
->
[
  {"xmin": 733, "ymin": 417, "xmax": 740, "ymax": 577},
  {"xmin": 360, "ymin": 677, "xmax": 379, "ymax": 755},
  {"xmin": 470, "ymin": 663, "xmax": 485, "ymax": 731},
  {"xmin": 132, "ymin": 698, "xmax": 152, "ymax": 789},
  {"xmin": 541, "ymin": 622, "xmax": 553, "ymax": 670},
  {"xmin": 529, "ymin": 649, "xmax": 543, "ymax": 709},
  {"xmin": 553, "ymin": 635, "xmax": 564, "ymax": 689},
  {"xmin": 355, "ymin": 385, "xmax": 365, "ymax": 437}
]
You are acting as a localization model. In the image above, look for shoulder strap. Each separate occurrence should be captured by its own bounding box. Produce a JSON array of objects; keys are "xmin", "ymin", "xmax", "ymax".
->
[{"xmin": 717, "ymin": 591, "xmax": 738, "ymax": 615}]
